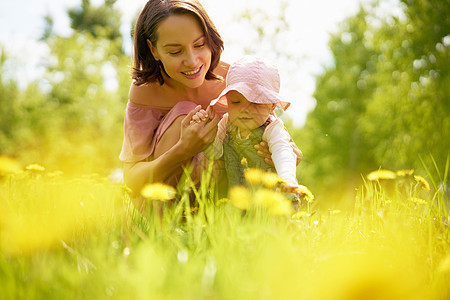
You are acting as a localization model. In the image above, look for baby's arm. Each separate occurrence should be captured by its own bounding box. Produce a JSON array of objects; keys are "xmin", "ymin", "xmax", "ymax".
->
[
  {"xmin": 203, "ymin": 112, "xmax": 228, "ymax": 160},
  {"xmin": 263, "ymin": 118, "xmax": 298, "ymax": 185}
]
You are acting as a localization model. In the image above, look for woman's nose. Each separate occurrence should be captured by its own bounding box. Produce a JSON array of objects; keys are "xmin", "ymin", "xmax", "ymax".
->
[{"xmin": 184, "ymin": 49, "xmax": 199, "ymax": 66}]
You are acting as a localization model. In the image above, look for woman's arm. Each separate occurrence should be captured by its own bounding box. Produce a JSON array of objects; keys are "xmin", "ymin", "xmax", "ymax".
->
[
  {"xmin": 123, "ymin": 106, "xmax": 219, "ymax": 194},
  {"xmin": 123, "ymin": 141, "xmax": 190, "ymax": 195},
  {"xmin": 254, "ymin": 139, "xmax": 302, "ymax": 167}
]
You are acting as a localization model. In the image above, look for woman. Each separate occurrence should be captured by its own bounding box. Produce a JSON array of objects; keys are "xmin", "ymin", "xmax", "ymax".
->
[{"xmin": 120, "ymin": 0, "xmax": 301, "ymax": 196}]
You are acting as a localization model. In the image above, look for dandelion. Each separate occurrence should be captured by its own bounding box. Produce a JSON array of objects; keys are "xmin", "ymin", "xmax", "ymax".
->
[
  {"xmin": 414, "ymin": 175, "xmax": 430, "ymax": 191},
  {"xmin": 267, "ymin": 199, "xmax": 291, "ymax": 216},
  {"xmin": 295, "ymin": 185, "xmax": 315, "ymax": 203},
  {"xmin": 254, "ymin": 188, "xmax": 291, "ymax": 215},
  {"xmin": 120, "ymin": 184, "xmax": 133, "ymax": 195},
  {"xmin": 47, "ymin": 170, "xmax": 64, "ymax": 178},
  {"xmin": 229, "ymin": 186, "xmax": 251, "ymax": 210},
  {"xmin": 25, "ymin": 163, "xmax": 45, "ymax": 172},
  {"xmin": 331, "ymin": 209, "xmax": 341, "ymax": 215},
  {"xmin": 183, "ymin": 207, "xmax": 199, "ymax": 215},
  {"xmin": 0, "ymin": 156, "xmax": 21, "ymax": 174},
  {"xmin": 396, "ymin": 169, "xmax": 414, "ymax": 177},
  {"xmin": 409, "ymin": 197, "xmax": 427, "ymax": 205},
  {"xmin": 262, "ymin": 172, "xmax": 280, "ymax": 188},
  {"xmin": 141, "ymin": 183, "xmax": 176, "ymax": 201},
  {"xmin": 277, "ymin": 178, "xmax": 288, "ymax": 185},
  {"xmin": 217, "ymin": 198, "xmax": 229, "ymax": 205},
  {"xmin": 437, "ymin": 254, "xmax": 450, "ymax": 273},
  {"xmin": 244, "ymin": 168, "xmax": 263, "ymax": 186},
  {"xmin": 292, "ymin": 211, "xmax": 309, "ymax": 219},
  {"xmin": 240, "ymin": 157, "xmax": 248, "ymax": 167},
  {"xmin": 367, "ymin": 169, "xmax": 396, "ymax": 181}
]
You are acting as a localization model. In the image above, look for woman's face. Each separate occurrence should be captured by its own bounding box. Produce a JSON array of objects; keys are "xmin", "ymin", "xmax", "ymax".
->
[
  {"xmin": 226, "ymin": 91, "xmax": 275, "ymax": 137},
  {"xmin": 149, "ymin": 14, "xmax": 212, "ymax": 89}
]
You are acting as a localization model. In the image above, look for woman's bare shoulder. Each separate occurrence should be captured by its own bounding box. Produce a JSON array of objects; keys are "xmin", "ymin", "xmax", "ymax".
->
[
  {"xmin": 128, "ymin": 81, "xmax": 161, "ymax": 105},
  {"xmin": 215, "ymin": 61, "xmax": 230, "ymax": 78}
]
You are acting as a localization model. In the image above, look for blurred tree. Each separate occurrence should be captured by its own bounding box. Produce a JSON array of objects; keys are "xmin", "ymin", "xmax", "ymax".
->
[
  {"xmin": 294, "ymin": 8, "xmax": 378, "ymax": 200},
  {"xmin": 360, "ymin": 0, "xmax": 450, "ymax": 170},
  {"xmin": 68, "ymin": 0, "xmax": 123, "ymax": 53},
  {"xmin": 0, "ymin": 49, "xmax": 21, "ymax": 154},
  {"xmin": 40, "ymin": 14, "xmax": 54, "ymax": 41},
  {"xmin": 296, "ymin": 0, "xmax": 449, "ymax": 203},
  {"xmin": 0, "ymin": 48, "xmax": 49, "ymax": 157},
  {"xmin": 229, "ymin": 0, "xmax": 304, "ymax": 85},
  {"xmin": 1, "ymin": 0, "xmax": 132, "ymax": 174},
  {"xmin": 34, "ymin": 0, "xmax": 131, "ymax": 173},
  {"xmin": 39, "ymin": 32, "xmax": 130, "ymax": 173}
]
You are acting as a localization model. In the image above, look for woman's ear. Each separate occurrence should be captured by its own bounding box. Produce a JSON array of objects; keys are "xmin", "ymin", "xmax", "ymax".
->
[{"xmin": 147, "ymin": 39, "xmax": 159, "ymax": 61}]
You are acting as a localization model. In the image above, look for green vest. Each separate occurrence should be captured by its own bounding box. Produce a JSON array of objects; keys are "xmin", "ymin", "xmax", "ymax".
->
[{"xmin": 223, "ymin": 124, "xmax": 275, "ymax": 187}]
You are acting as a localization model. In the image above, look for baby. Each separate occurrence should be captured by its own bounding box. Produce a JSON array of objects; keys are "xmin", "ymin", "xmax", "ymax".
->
[{"xmin": 192, "ymin": 56, "xmax": 299, "ymax": 189}]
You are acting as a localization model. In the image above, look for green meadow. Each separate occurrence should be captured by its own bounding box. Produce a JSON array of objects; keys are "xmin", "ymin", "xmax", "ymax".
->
[{"xmin": 0, "ymin": 160, "xmax": 449, "ymax": 299}]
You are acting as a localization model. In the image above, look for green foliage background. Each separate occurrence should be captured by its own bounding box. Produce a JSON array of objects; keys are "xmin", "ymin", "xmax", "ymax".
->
[
  {"xmin": 0, "ymin": 0, "xmax": 449, "ymax": 198},
  {"xmin": 292, "ymin": 0, "xmax": 449, "ymax": 203},
  {"xmin": 0, "ymin": 0, "xmax": 131, "ymax": 175}
]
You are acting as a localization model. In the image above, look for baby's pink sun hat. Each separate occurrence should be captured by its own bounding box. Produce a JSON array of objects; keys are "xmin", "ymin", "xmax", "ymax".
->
[{"xmin": 210, "ymin": 56, "xmax": 290, "ymax": 111}]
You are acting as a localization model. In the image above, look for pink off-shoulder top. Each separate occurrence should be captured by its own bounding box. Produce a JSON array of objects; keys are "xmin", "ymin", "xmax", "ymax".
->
[{"xmin": 119, "ymin": 100, "xmax": 199, "ymax": 163}]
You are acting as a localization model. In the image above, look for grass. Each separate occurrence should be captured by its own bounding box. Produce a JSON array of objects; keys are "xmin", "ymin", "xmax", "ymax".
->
[{"xmin": 0, "ymin": 160, "xmax": 449, "ymax": 300}]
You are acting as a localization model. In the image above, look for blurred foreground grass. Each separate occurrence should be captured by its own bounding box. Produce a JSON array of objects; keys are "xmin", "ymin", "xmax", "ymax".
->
[{"xmin": 0, "ymin": 158, "xmax": 449, "ymax": 300}]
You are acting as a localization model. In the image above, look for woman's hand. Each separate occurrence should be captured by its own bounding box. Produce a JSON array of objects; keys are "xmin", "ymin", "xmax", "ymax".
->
[
  {"xmin": 180, "ymin": 105, "xmax": 219, "ymax": 156},
  {"xmin": 254, "ymin": 139, "xmax": 302, "ymax": 167},
  {"xmin": 290, "ymin": 138, "xmax": 303, "ymax": 165}
]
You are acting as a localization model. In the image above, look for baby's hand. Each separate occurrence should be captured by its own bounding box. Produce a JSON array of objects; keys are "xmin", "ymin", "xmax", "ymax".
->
[{"xmin": 189, "ymin": 109, "xmax": 209, "ymax": 125}]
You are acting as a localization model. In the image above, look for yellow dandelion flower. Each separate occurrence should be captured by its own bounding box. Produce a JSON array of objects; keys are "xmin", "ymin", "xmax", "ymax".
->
[
  {"xmin": 120, "ymin": 184, "xmax": 133, "ymax": 195},
  {"xmin": 396, "ymin": 169, "xmax": 414, "ymax": 177},
  {"xmin": 292, "ymin": 211, "xmax": 309, "ymax": 219},
  {"xmin": 414, "ymin": 175, "xmax": 430, "ymax": 191},
  {"xmin": 295, "ymin": 185, "xmax": 315, "ymax": 203},
  {"xmin": 331, "ymin": 209, "xmax": 341, "ymax": 215},
  {"xmin": 244, "ymin": 168, "xmax": 264, "ymax": 186},
  {"xmin": 0, "ymin": 156, "xmax": 21, "ymax": 174},
  {"xmin": 409, "ymin": 197, "xmax": 427, "ymax": 205},
  {"xmin": 367, "ymin": 169, "xmax": 396, "ymax": 181},
  {"xmin": 140, "ymin": 183, "xmax": 176, "ymax": 201},
  {"xmin": 47, "ymin": 170, "xmax": 64, "ymax": 178},
  {"xmin": 437, "ymin": 254, "xmax": 450, "ymax": 273},
  {"xmin": 183, "ymin": 207, "xmax": 199, "ymax": 215},
  {"xmin": 217, "ymin": 198, "xmax": 229, "ymax": 205},
  {"xmin": 229, "ymin": 186, "xmax": 251, "ymax": 210},
  {"xmin": 25, "ymin": 163, "xmax": 45, "ymax": 172},
  {"xmin": 254, "ymin": 189, "xmax": 291, "ymax": 215},
  {"xmin": 267, "ymin": 199, "xmax": 291, "ymax": 216},
  {"xmin": 240, "ymin": 157, "xmax": 248, "ymax": 167},
  {"xmin": 262, "ymin": 172, "xmax": 280, "ymax": 188},
  {"xmin": 277, "ymin": 178, "xmax": 288, "ymax": 185}
]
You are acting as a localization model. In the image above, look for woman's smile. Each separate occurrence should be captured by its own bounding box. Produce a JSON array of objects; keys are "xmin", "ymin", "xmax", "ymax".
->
[{"xmin": 182, "ymin": 65, "xmax": 203, "ymax": 79}]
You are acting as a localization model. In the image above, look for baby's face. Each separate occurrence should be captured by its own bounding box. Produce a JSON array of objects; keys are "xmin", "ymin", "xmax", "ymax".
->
[{"xmin": 226, "ymin": 91, "xmax": 274, "ymax": 137}]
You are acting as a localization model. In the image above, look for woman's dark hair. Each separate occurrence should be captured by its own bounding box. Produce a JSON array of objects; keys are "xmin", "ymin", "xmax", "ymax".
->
[{"xmin": 132, "ymin": 0, "xmax": 224, "ymax": 86}]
